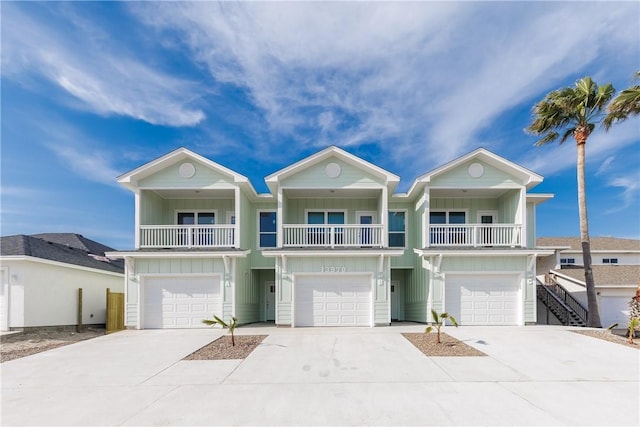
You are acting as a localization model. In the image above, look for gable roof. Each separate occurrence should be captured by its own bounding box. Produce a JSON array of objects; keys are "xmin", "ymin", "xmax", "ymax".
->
[
  {"xmin": 117, "ymin": 147, "xmax": 257, "ymax": 195},
  {"xmin": 407, "ymin": 148, "xmax": 543, "ymax": 197},
  {"xmin": 556, "ymin": 265, "xmax": 640, "ymax": 287},
  {"xmin": 1, "ymin": 234, "xmax": 124, "ymax": 274},
  {"xmin": 537, "ymin": 237, "xmax": 640, "ymax": 251},
  {"xmin": 264, "ymin": 146, "xmax": 400, "ymax": 193}
]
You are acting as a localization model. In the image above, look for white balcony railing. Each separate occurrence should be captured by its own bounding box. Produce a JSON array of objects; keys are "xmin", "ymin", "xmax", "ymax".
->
[
  {"xmin": 283, "ymin": 224, "xmax": 383, "ymax": 248},
  {"xmin": 429, "ymin": 224, "xmax": 522, "ymax": 247},
  {"xmin": 140, "ymin": 225, "xmax": 235, "ymax": 248}
]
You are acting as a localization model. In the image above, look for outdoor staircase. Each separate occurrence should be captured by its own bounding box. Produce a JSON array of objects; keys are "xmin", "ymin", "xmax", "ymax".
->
[{"xmin": 537, "ymin": 274, "xmax": 588, "ymax": 327}]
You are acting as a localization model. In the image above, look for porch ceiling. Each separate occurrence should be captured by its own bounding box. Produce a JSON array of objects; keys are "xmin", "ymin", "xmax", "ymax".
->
[
  {"xmin": 150, "ymin": 188, "xmax": 236, "ymax": 199},
  {"xmin": 284, "ymin": 188, "xmax": 381, "ymax": 199},
  {"xmin": 430, "ymin": 188, "xmax": 511, "ymax": 198}
]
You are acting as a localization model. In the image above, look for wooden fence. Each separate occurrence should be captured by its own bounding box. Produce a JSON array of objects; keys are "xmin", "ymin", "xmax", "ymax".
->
[{"xmin": 106, "ymin": 288, "xmax": 125, "ymax": 334}]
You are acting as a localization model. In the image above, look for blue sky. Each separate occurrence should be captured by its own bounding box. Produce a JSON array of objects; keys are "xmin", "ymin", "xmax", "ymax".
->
[{"xmin": 1, "ymin": 1, "xmax": 639, "ymax": 250}]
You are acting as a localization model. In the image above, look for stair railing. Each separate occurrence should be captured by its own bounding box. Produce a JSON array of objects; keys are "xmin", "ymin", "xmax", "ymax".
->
[{"xmin": 545, "ymin": 274, "xmax": 588, "ymax": 325}]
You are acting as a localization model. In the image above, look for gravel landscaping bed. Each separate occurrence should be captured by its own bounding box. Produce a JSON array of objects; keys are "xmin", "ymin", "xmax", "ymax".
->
[
  {"xmin": 403, "ymin": 332, "xmax": 487, "ymax": 357},
  {"xmin": 184, "ymin": 335, "xmax": 267, "ymax": 360},
  {"xmin": 1, "ymin": 327, "xmax": 106, "ymax": 362},
  {"xmin": 573, "ymin": 329, "xmax": 639, "ymax": 350}
]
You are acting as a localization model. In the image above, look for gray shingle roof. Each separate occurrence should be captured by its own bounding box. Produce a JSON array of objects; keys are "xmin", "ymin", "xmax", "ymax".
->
[
  {"xmin": 557, "ymin": 265, "xmax": 640, "ymax": 287},
  {"xmin": 537, "ymin": 237, "xmax": 640, "ymax": 251},
  {"xmin": 1, "ymin": 234, "xmax": 124, "ymax": 274}
]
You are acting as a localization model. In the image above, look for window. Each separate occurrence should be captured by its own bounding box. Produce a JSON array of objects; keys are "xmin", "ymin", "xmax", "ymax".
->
[
  {"xmin": 388, "ymin": 211, "xmax": 406, "ymax": 248},
  {"xmin": 177, "ymin": 211, "xmax": 215, "ymax": 225},
  {"xmin": 176, "ymin": 211, "xmax": 216, "ymax": 246},
  {"xmin": 603, "ymin": 258, "xmax": 618, "ymax": 264},
  {"xmin": 306, "ymin": 211, "xmax": 345, "ymax": 245},
  {"xmin": 560, "ymin": 258, "xmax": 576, "ymax": 265},
  {"xmin": 259, "ymin": 211, "xmax": 277, "ymax": 248},
  {"xmin": 429, "ymin": 211, "xmax": 467, "ymax": 245}
]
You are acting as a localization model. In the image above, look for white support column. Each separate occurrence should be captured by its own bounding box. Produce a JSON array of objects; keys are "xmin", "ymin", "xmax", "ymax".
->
[
  {"xmin": 134, "ymin": 190, "xmax": 141, "ymax": 249},
  {"xmin": 381, "ymin": 187, "xmax": 389, "ymax": 247},
  {"xmin": 277, "ymin": 187, "xmax": 284, "ymax": 248},
  {"xmin": 234, "ymin": 187, "xmax": 241, "ymax": 249},
  {"xmin": 519, "ymin": 188, "xmax": 527, "ymax": 247},
  {"xmin": 423, "ymin": 187, "xmax": 430, "ymax": 248}
]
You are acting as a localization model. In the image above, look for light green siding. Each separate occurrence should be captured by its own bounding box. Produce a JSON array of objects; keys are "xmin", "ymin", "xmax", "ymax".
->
[
  {"xmin": 251, "ymin": 202, "xmax": 278, "ymax": 268},
  {"xmin": 430, "ymin": 198, "xmax": 499, "ymax": 222},
  {"xmin": 526, "ymin": 202, "xmax": 535, "ymax": 249},
  {"xmin": 388, "ymin": 202, "xmax": 414, "ymax": 267},
  {"xmin": 139, "ymin": 192, "xmax": 236, "ymax": 226},
  {"xmin": 138, "ymin": 160, "xmax": 236, "ymax": 188},
  {"xmin": 275, "ymin": 255, "xmax": 391, "ymax": 326},
  {"xmin": 497, "ymin": 190, "xmax": 520, "ymax": 223},
  {"xmin": 284, "ymin": 197, "xmax": 379, "ymax": 223},
  {"xmin": 234, "ymin": 257, "xmax": 260, "ymax": 324},
  {"xmin": 140, "ymin": 191, "xmax": 164, "ymax": 224},
  {"xmin": 281, "ymin": 158, "xmax": 385, "ymax": 188},
  {"xmin": 430, "ymin": 160, "xmax": 521, "ymax": 188},
  {"xmin": 430, "ymin": 255, "xmax": 536, "ymax": 323}
]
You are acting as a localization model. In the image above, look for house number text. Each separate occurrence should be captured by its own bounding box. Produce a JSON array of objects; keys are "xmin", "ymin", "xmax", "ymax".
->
[{"xmin": 320, "ymin": 266, "xmax": 347, "ymax": 273}]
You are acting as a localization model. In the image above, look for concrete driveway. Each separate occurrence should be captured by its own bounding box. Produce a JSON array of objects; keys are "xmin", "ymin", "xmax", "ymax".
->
[{"xmin": 1, "ymin": 324, "xmax": 638, "ymax": 426}]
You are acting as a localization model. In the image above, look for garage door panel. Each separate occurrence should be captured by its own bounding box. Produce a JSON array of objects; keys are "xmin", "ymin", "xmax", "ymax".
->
[
  {"xmin": 446, "ymin": 274, "xmax": 520, "ymax": 326},
  {"xmin": 144, "ymin": 276, "xmax": 221, "ymax": 329},
  {"xmin": 295, "ymin": 275, "xmax": 371, "ymax": 327}
]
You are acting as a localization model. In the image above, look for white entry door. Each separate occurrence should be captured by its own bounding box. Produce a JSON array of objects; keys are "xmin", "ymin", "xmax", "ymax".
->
[
  {"xmin": 357, "ymin": 212, "xmax": 377, "ymax": 246},
  {"xmin": 265, "ymin": 281, "xmax": 275, "ymax": 321},
  {"xmin": 143, "ymin": 276, "xmax": 221, "ymax": 329},
  {"xmin": 294, "ymin": 275, "xmax": 372, "ymax": 327},
  {"xmin": 391, "ymin": 280, "xmax": 400, "ymax": 320},
  {"xmin": 445, "ymin": 274, "xmax": 521, "ymax": 325}
]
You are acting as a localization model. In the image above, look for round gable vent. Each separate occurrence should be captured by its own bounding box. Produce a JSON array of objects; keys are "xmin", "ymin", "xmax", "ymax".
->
[
  {"xmin": 325, "ymin": 162, "xmax": 342, "ymax": 178},
  {"xmin": 179, "ymin": 162, "xmax": 196, "ymax": 178},
  {"xmin": 467, "ymin": 162, "xmax": 484, "ymax": 178}
]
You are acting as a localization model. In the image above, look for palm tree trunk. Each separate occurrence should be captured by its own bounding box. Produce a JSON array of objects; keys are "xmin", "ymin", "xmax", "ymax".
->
[{"xmin": 576, "ymin": 142, "xmax": 602, "ymax": 328}]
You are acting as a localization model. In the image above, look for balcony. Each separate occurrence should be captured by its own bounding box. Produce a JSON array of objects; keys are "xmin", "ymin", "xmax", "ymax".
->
[
  {"xmin": 140, "ymin": 225, "xmax": 235, "ymax": 248},
  {"xmin": 429, "ymin": 224, "xmax": 522, "ymax": 247},
  {"xmin": 283, "ymin": 224, "xmax": 383, "ymax": 248}
]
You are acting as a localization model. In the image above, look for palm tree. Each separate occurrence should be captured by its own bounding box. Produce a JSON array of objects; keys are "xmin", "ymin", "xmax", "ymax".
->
[
  {"xmin": 526, "ymin": 76, "xmax": 615, "ymax": 328},
  {"xmin": 603, "ymin": 71, "xmax": 640, "ymax": 129}
]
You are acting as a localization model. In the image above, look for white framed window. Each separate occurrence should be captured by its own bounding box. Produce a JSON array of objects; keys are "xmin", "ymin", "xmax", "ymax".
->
[
  {"xmin": 560, "ymin": 258, "xmax": 576, "ymax": 265},
  {"xmin": 176, "ymin": 210, "xmax": 217, "ymax": 225},
  {"xmin": 258, "ymin": 210, "xmax": 277, "ymax": 248},
  {"xmin": 388, "ymin": 210, "xmax": 406, "ymax": 248},
  {"xmin": 429, "ymin": 210, "xmax": 467, "ymax": 225},
  {"xmin": 305, "ymin": 209, "xmax": 347, "ymax": 225},
  {"xmin": 602, "ymin": 258, "xmax": 618, "ymax": 264}
]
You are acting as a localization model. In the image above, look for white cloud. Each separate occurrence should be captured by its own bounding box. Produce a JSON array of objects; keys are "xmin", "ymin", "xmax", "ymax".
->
[
  {"xmin": 129, "ymin": 1, "xmax": 639, "ymax": 182},
  {"xmin": 596, "ymin": 156, "xmax": 616, "ymax": 176},
  {"xmin": 606, "ymin": 176, "xmax": 640, "ymax": 214},
  {"xmin": 1, "ymin": 3, "xmax": 205, "ymax": 127}
]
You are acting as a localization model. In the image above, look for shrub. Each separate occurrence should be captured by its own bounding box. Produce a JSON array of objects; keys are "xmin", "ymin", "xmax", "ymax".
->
[
  {"xmin": 425, "ymin": 309, "xmax": 458, "ymax": 344},
  {"xmin": 202, "ymin": 315, "xmax": 238, "ymax": 346}
]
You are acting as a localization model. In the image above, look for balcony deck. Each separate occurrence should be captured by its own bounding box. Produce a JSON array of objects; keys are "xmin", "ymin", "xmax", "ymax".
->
[
  {"xmin": 140, "ymin": 225, "xmax": 235, "ymax": 248},
  {"xmin": 283, "ymin": 224, "xmax": 383, "ymax": 248},
  {"xmin": 429, "ymin": 224, "xmax": 522, "ymax": 247}
]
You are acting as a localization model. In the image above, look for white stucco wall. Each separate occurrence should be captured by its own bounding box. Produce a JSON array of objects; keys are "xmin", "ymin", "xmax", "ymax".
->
[{"xmin": 1, "ymin": 258, "xmax": 123, "ymax": 328}]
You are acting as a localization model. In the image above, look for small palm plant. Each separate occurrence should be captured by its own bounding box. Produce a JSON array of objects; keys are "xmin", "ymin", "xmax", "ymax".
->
[
  {"xmin": 628, "ymin": 317, "xmax": 640, "ymax": 345},
  {"xmin": 425, "ymin": 309, "xmax": 458, "ymax": 344},
  {"xmin": 202, "ymin": 315, "xmax": 238, "ymax": 346}
]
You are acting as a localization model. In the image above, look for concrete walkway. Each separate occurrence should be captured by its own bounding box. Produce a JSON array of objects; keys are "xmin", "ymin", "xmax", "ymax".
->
[{"xmin": 1, "ymin": 324, "xmax": 638, "ymax": 426}]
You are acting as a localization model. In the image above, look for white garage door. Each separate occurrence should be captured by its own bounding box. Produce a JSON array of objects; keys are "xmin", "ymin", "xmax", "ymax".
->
[
  {"xmin": 598, "ymin": 296, "xmax": 630, "ymax": 329},
  {"xmin": 295, "ymin": 275, "xmax": 371, "ymax": 327},
  {"xmin": 445, "ymin": 274, "xmax": 521, "ymax": 325},
  {"xmin": 143, "ymin": 276, "xmax": 221, "ymax": 329}
]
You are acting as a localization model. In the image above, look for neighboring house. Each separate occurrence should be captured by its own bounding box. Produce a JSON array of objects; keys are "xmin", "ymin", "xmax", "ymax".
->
[
  {"xmin": 537, "ymin": 237, "xmax": 640, "ymax": 328},
  {"xmin": 0, "ymin": 233, "xmax": 124, "ymax": 331},
  {"xmin": 107, "ymin": 146, "xmax": 554, "ymax": 329}
]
